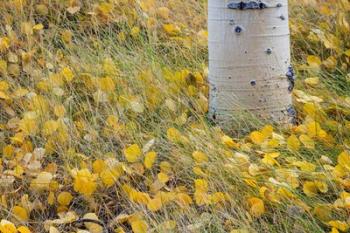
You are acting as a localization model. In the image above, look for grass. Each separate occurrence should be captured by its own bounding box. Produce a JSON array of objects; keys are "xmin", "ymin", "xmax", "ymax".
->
[{"xmin": 0, "ymin": 0, "xmax": 349, "ymax": 233}]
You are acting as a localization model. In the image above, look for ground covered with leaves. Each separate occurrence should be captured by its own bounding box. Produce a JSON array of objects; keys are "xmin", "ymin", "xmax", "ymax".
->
[{"xmin": 0, "ymin": 0, "xmax": 350, "ymax": 232}]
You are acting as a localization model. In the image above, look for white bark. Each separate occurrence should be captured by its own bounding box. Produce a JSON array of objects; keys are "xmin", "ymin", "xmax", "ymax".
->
[{"xmin": 208, "ymin": 0, "xmax": 294, "ymax": 125}]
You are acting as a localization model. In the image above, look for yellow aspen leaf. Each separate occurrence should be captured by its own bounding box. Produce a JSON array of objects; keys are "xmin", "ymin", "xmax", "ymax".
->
[
  {"xmin": 193, "ymin": 166, "xmax": 207, "ymax": 177},
  {"xmin": 14, "ymin": 165, "xmax": 24, "ymax": 177},
  {"xmin": 7, "ymin": 63, "xmax": 16, "ymax": 78},
  {"xmin": 140, "ymin": 0, "xmax": 156, "ymax": 12},
  {"xmin": 13, "ymin": 88, "xmax": 28, "ymax": 98},
  {"xmin": 319, "ymin": 5, "xmax": 331, "ymax": 15},
  {"xmin": 323, "ymin": 56, "xmax": 337, "ymax": 69},
  {"xmin": 306, "ymin": 121, "xmax": 327, "ymax": 138},
  {"xmin": 124, "ymin": 144, "xmax": 141, "ymax": 163},
  {"xmin": 303, "ymin": 103, "xmax": 317, "ymax": 118},
  {"xmin": 30, "ymin": 95, "xmax": 49, "ymax": 114},
  {"xmin": 345, "ymin": 49, "xmax": 350, "ymax": 57},
  {"xmin": 0, "ymin": 37, "xmax": 10, "ymax": 52},
  {"xmin": 304, "ymin": 77, "xmax": 319, "ymax": 86},
  {"xmin": 313, "ymin": 205, "xmax": 332, "ymax": 222},
  {"xmin": 61, "ymin": 67, "xmax": 74, "ymax": 82},
  {"xmin": 197, "ymin": 30, "xmax": 208, "ymax": 46},
  {"xmin": 167, "ymin": 127, "xmax": 182, "ymax": 143},
  {"xmin": 267, "ymin": 138, "xmax": 279, "ymax": 149},
  {"xmin": 21, "ymin": 21, "xmax": 34, "ymax": 35},
  {"xmin": 3, "ymin": 145, "xmax": 15, "ymax": 159},
  {"xmin": 157, "ymin": 191, "xmax": 176, "ymax": 204},
  {"xmin": 299, "ymin": 134, "xmax": 315, "ymax": 149},
  {"xmin": 100, "ymin": 169, "xmax": 117, "ymax": 187},
  {"xmin": 117, "ymin": 32, "xmax": 126, "ymax": 42},
  {"xmin": 100, "ymin": 165, "xmax": 123, "ymax": 187},
  {"xmin": 147, "ymin": 197, "xmax": 162, "ymax": 212},
  {"xmin": 35, "ymin": 4, "xmax": 49, "ymax": 15},
  {"xmin": 307, "ymin": 55, "xmax": 322, "ymax": 68},
  {"xmin": 194, "ymin": 191, "xmax": 211, "ymax": 206},
  {"xmin": 158, "ymin": 172, "xmax": 169, "ymax": 184},
  {"xmin": 336, "ymin": 192, "xmax": 350, "ymax": 208},
  {"xmin": 334, "ymin": 165, "xmax": 348, "ymax": 178},
  {"xmin": 0, "ymin": 81, "xmax": 9, "ymax": 91},
  {"xmin": 322, "ymin": 34, "xmax": 340, "ymax": 50},
  {"xmin": 83, "ymin": 213, "xmax": 103, "ymax": 233},
  {"xmin": 330, "ymin": 228, "xmax": 339, "ymax": 233},
  {"xmin": 244, "ymin": 178, "xmax": 257, "ymax": 188},
  {"xmin": 57, "ymin": 192, "xmax": 73, "ymax": 206},
  {"xmin": 133, "ymin": 192, "xmax": 150, "ymax": 205},
  {"xmin": 54, "ymin": 105, "xmax": 65, "ymax": 118},
  {"xmin": 247, "ymin": 197, "xmax": 265, "ymax": 217},
  {"xmin": 42, "ymin": 120, "xmax": 59, "ymax": 136},
  {"xmin": 30, "ymin": 172, "xmax": 53, "ymax": 192},
  {"xmin": 157, "ymin": 7, "xmax": 170, "ymax": 19},
  {"xmin": 96, "ymin": 2, "xmax": 113, "ymax": 15},
  {"xmin": 337, "ymin": 151, "xmax": 350, "ymax": 170},
  {"xmin": 0, "ymin": 91, "xmax": 10, "ymax": 100},
  {"xmin": 4, "ymin": 53, "xmax": 15, "ymax": 68},
  {"xmin": 0, "ymin": 220, "xmax": 17, "ymax": 233},
  {"xmin": 303, "ymin": 181, "xmax": 318, "ymax": 197},
  {"xmin": 315, "ymin": 181, "xmax": 328, "ymax": 193},
  {"xmin": 163, "ymin": 24, "xmax": 180, "ymax": 36},
  {"xmin": 33, "ymin": 23, "xmax": 44, "ymax": 31},
  {"xmin": 106, "ymin": 115, "xmax": 119, "ymax": 128},
  {"xmin": 261, "ymin": 125, "xmax": 273, "ymax": 138},
  {"xmin": 250, "ymin": 131, "xmax": 265, "ymax": 145},
  {"xmin": 176, "ymin": 193, "xmax": 193, "ymax": 207},
  {"xmin": 17, "ymin": 226, "xmax": 32, "ymax": 233},
  {"xmin": 115, "ymin": 227, "xmax": 125, "ymax": 233},
  {"xmin": 6, "ymin": 64, "xmax": 18, "ymax": 77},
  {"xmin": 98, "ymin": 77, "xmax": 115, "ymax": 92},
  {"xmin": 19, "ymin": 118, "xmax": 38, "ymax": 136},
  {"xmin": 262, "ymin": 152, "xmax": 280, "ymax": 166},
  {"xmin": 92, "ymin": 159, "xmax": 106, "ymax": 174},
  {"xmin": 328, "ymin": 221, "xmax": 349, "ymax": 232},
  {"xmin": 130, "ymin": 27, "xmax": 140, "ymax": 38},
  {"xmin": 147, "ymin": 17, "xmax": 157, "ymax": 29},
  {"xmin": 72, "ymin": 169, "xmax": 97, "ymax": 196},
  {"xmin": 192, "ymin": 151, "xmax": 208, "ymax": 163},
  {"xmin": 159, "ymin": 161, "xmax": 170, "ymax": 173},
  {"xmin": 277, "ymin": 187, "xmax": 295, "ymax": 199},
  {"xmin": 102, "ymin": 58, "xmax": 118, "ymax": 75},
  {"xmin": 233, "ymin": 152, "xmax": 249, "ymax": 165},
  {"xmin": 10, "ymin": 132, "xmax": 25, "ymax": 144},
  {"xmin": 144, "ymin": 151, "xmax": 157, "ymax": 169},
  {"xmin": 12, "ymin": 206, "xmax": 29, "ymax": 221},
  {"xmin": 131, "ymin": 220, "xmax": 148, "ymax": 233},
  {"xmin": 130, "ymin": 163, "xmax": 144, "ymax": 176},
  {"xmin": 61, "ymin": 30, "xmax": 72, "ymax": 44},
  {"xmin": 221, "ymin": 135, "xmax": 239, "ymax": 148},
  {"xmin": 293, "ymin": 161, "xmax": 316, "ymax": 172},
  {"xmin": 0, "ymin": 60, "xmax": 7, "ymax": 74},
  {"xmin": 195, "ymin": 179, "xmax": 208, "ymax": 193},
  {"xmin": 212, "ymin": 192, "xmax": 226, "ymax": 204},
  {"xmin": 48, "ymin": 192, "xmax": 55, "ymax": 205}
]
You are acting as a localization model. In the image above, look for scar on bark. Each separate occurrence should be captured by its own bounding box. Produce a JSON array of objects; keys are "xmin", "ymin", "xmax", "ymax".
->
[
  {"xmin": 227, "ymin": 1, "xmax": 267, "ymax": 9},
  {"xmin": 227, "ymin": 1, "xmax": 284, "ymax": 10},
  {"xmin": 286, "ymin": 66, "xmax": 296, "ymax": 92}
]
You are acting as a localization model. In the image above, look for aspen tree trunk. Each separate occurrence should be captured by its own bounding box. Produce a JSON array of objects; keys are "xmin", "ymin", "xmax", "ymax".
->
[{"xmin": 208, "ymin": 0, "xmax": 295, "ymax": 125}]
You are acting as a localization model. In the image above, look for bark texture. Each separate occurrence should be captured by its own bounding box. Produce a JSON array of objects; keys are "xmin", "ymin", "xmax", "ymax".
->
[{"xmin": 208, "ymin": 0, "xmax": 294, "ymax": 124}]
